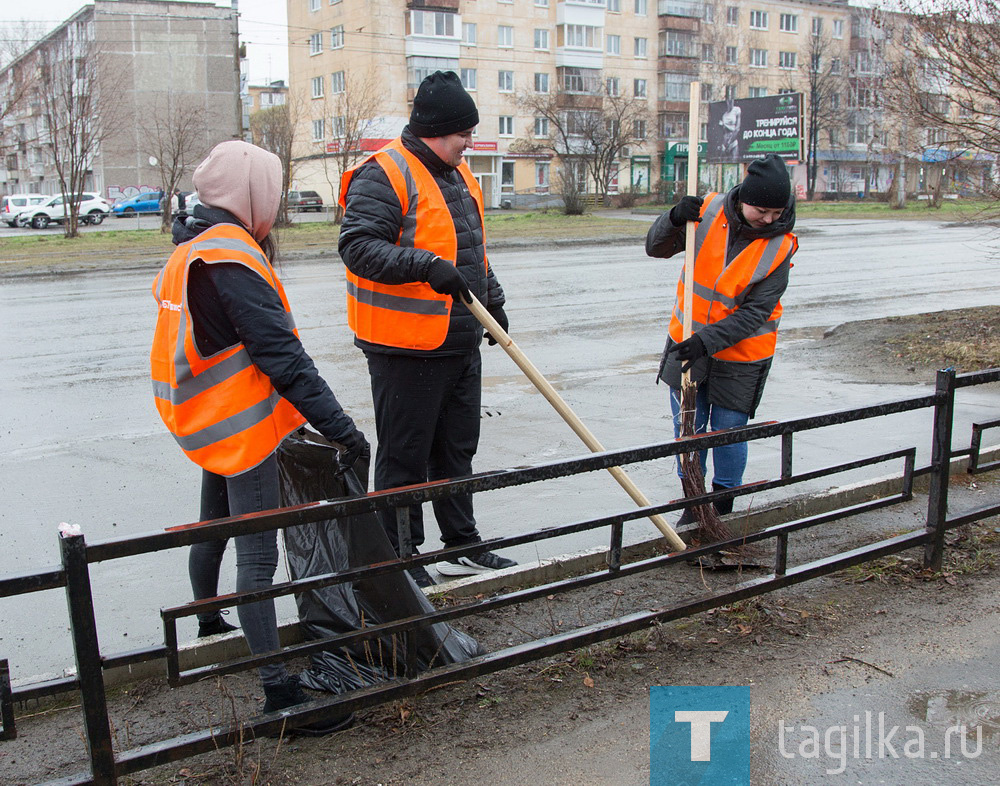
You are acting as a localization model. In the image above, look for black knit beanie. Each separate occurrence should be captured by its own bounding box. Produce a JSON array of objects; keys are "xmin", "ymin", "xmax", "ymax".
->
[
  {"xmin": 739, "ymin": 153, "xmax": 791, "ymax": 208},
  {"xmin": 409, "ymin": 71, "xmax": 480, "ymax": 137}
]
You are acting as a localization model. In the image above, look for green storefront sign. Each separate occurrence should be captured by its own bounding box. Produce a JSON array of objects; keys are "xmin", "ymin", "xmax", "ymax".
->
[{"xmin": 662, "ymin": 142, "xmax": 706, "ymax": 180}]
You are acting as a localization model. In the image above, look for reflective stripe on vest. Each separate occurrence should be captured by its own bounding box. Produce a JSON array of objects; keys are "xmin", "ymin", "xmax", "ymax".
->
[
  {"xmin": 150, "ymin": 223, "xmax": 306, "ymax": 476},
  {"xmin": 339, "ymin": 137, "xmax": 487, "ymax": 350},
  {"xmin": 668, "ymin": 193, "xmax": 797, "ymax": 363}
]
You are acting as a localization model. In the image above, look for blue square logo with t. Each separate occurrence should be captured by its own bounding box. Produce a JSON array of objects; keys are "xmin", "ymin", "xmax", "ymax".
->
[{"xmin": 650, "ymin": 686, "xmax": 751, "ymax": 786}]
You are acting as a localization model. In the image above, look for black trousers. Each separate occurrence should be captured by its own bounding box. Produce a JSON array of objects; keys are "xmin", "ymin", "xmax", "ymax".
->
[{"xmin": 366, "ymin": 349, "xmax": 482, "ymax": 552}]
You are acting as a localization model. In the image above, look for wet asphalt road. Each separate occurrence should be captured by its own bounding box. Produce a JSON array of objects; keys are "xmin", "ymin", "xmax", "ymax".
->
[{"xmin": 1, "ymin": 218, "xmax": 999, "ymax": 681}]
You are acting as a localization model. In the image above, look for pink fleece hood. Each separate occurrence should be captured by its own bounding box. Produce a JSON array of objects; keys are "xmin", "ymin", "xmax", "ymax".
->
[{"xmin": 192, "ymin": 141, "xmax": 282, "ymax": 243}]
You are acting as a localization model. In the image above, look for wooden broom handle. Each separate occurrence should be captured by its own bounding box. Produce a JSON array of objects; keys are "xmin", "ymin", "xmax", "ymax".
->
[
  {"xmin": 682, "ymin": 80, "xmax": 701, "ymax": 393},
  {"xmin": 463, "ymin": 294, "xmax": 686, "ymax": 552}
]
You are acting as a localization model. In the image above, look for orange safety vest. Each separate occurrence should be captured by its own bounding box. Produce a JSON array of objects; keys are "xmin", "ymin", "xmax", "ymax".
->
[
  {"xmin": 338, "ymin": 137, "xmax": 487, "ymax": 350},
  {"xmin": 150, "ymin": 223, "xmax": 306, "ymax": 476},
  {"xmin": 668, "ymin": 192, "xmax": 797, "ymax": 363}
]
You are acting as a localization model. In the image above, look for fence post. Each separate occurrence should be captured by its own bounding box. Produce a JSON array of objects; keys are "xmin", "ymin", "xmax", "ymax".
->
[
  {"xmin": 61, "ymin": 533, "xmax": 117, "ymax": 785},
  {"xmin": 924, "ymin": 368, "xmax": 956, "ymax": 571},
  {"xmin": 0, "ymin": 659, "xmax": 15, "ymax": 740}
]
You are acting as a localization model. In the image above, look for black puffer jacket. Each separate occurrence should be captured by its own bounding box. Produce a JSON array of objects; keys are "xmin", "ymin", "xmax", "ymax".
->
[
  {"xmin": 646, "ymin": 186, "xmax": 796, "ymax": 416},
  {"xmin": 338, "ymin": 127, "xmax": 505, "ymax": 356},
  {"xmin": 171, "ymin": 205, "xmax": 357, "ymax": 444}
]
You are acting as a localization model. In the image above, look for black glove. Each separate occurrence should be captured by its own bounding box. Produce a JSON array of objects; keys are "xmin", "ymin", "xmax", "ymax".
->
[
  {"xmin": 668, "ymin": 195, "xmax": 704, "ymax": 227},
  {"xmin": 335, "ymin": 429, "xmax": 370, "ymax": 477},
  {"xmin": 426, "ymin": 258, "xmax": 471, "ymax": 302},
  {"xmin": 669, "ymin": 334, "xmax": 707, "ymax": 373},
  {"xmin": 484, "ymin": 305, "xmax": 508, "ymax": 346}
]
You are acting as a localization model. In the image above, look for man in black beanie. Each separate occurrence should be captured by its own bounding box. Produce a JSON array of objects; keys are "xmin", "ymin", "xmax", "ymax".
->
[
  {"xmin": 338, "ymin": 71, "xmax": 517, "ymax": 585},
  {"xmin": 644, "ymin": 153, "xmax": 798, "ymax": 523}
]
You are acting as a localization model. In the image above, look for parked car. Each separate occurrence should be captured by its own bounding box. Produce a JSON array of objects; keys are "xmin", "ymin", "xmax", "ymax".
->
[
  {"xmin": 112, "ymin": 192, "xmax": 165, "ymax": 217},
  {"xmin": 1, "ymin": 193, "xmax": 47, "ymax": 227},
  {"xmin": 287, "ymin": 190, "xmax": 324, "ymax": 212},
  {"xmin": 18, "ymin": 193, "xmax": 111, "ymax": 229}
]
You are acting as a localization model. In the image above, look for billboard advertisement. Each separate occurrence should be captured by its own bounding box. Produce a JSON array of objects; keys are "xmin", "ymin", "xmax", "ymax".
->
[{"xmin": 707, "ymin": 94, "xmax": 803, "ymax": 164}]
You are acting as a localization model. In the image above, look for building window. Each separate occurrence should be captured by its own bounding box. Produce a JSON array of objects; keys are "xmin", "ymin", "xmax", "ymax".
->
[
  {"xmin": 562, "ymin": 24, "xmax": 600, "ymax": 49},
  {"xmin": 607, "ymin": 0, "xmax": 621, "ymax": 11},
  {"xmin": 312, "ymin": 118, "xmax": 324, "ymax": 140},
  {"xmin": 725, "ymin": 45, "xmax": 737, "ymax": 64},
  {"xmin": 330, "ymin": 25, "xmax": 344, "ymax": 49},
  {"xmin": 311, "ymin": 75, "xmax": 324, "ymax": 98},
  {"xmin": 332, "ymin": 115, "xmax": 346, "ymax": 137},
  {"xmin": 811, "ymin": 53, "xmax": 821, "ymax": 72},
  {"xmin": 498, "ymin": 25, "xmax": 514, "ymax": 48},
  {"xmin": 498, "ymin": 70, "xmax": 514, "ymax": 92},
  {"xmin": 701, "ymin": 43, "xmax": 714, "ymax": 62},
  {"xmin": 607, "ymin": 34, "xmax": 620, "ymax": 55},
  {"xmin": 635, "ymin": 0, "xmax": 647, "ymax": 15},
  {"xmin": 749, "ymin": 86, "xmax": 767, "ymax": 98},
  {"xmin": 536, "ymin": 162, "xmax": 550, "ymax": 192},
  {"xmin": 463, "ymin": 22, "xmax": 477, "ymax": 44},
  {"xmin": 607, "ymin": 76, "xmax": 620, "ymax": 96},
  {"xmin": 634, "ymin": 37, "xmax": 647, "ymax": 58},
  {"xmin": 561, "ymin": 66, "xmax": 600, "ymax": 93},
  {"xmin": 833, "ymin": 19, "xmax": 844, "ymax": 38},
  {"xmin": 534, "ymin": 72, "xmax": 550, "ymax": 93},
  {"xmin": 724, "ymin": 84, "xmax": 736, "ymax": 100},
  {"xmin": 830, "ymin": 93, "xmax": 840, "ymax": 110},
  {"xmin": 461, "ymin": 68, "xmax": 477, "ymax": 90},
  {"xmin": 534, "ymin": 116, "xmax": 549, "ymax": 136},
  {"xmin": 848, "ymin": 117, "xmax": 869, "ymax": 145},
  {"xmin": 633, "ymin": 78, "xmax": 646, "ymax": 97},
  {"xmin": 750, "ymin": 48, "xmax": 768, "ymax": 67},
  {"xmin": 830, "ymin": 57, "xmax": 842, "ymax": 75},
  {"xmin": 634, "ymin": 118, "xmax": 647, "ymax": 139},
  {"xmin": 661, "ymin": 72, "xmax": 693, "ymax": 101},
  {"xmin": 779, "ymin": 51, "xmax": 797, "ymax": 69},
  {"xmin": 749, "ymin": 10, "xmax": 768, "ymax": 30},
  {"xmin": 701, "ymin": 82, "xmax": 712, "ymax": 101},
  {"xmin": 726, "ymin": 6, "xmax": 738, "ymax": 25},
  {"xmin": 812, "ymin": 17, "xmax": 823, "ymax": 36},
  {"xmin": 779, "ymin": 14, "xmax": 798, "ymax": 33},
  {"xmin": 536, "ymin": 0, "xmax": 549, "ymax": 5},
  {"xmin": 331, "ymin": 70, "xmax": 345, "ymax": 93},
  {"xmin": 410, "ymin": 11, "xmax": 457, "ymax": 37},
  {"xmin": 309, "ymin": 0, "xmax": 320, "ymax": 11},
  {"xmin": 309, "ymin": 33, "xmax": 323, "ymax": 55},
  {"xmin": 660, "ymin": 30, "xmax": 695, "ymax": 57},
  {"xmin": 534, "ymin": 29, "xmax": 550, "ymax": 50},
  {"xmin": 499, "ymin": 116, "xmax": 514, "ymax": 136},
  {"xmin": 659, "ymin": 112, "xmax": 688, "ymax": 139},
  {"xmin": 703, "ymin": 3, "xmax": 714, "ymax": 23}
]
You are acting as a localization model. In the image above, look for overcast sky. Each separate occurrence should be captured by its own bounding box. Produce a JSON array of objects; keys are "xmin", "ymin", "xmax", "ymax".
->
[{"xmin": 2, "ymin": 0, "xmax": 289, "ymax": 84}]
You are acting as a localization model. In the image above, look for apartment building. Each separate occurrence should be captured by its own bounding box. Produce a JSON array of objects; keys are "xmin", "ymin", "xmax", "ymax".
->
[
  {"xmin": 0, "ymin": 0, "xmax": 239, "ymax": 202},
  {"xmin": 287, "ymin": 0, "xmax": 661, "ymax": 207}
]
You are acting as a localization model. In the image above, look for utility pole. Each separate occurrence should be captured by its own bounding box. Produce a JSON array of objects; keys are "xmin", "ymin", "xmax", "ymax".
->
[{"xmin": 232, "ymin": 0, "xmax": 243, "ymax": 139}]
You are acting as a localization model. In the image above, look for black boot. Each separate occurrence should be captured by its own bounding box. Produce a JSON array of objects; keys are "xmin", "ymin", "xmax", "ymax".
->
[
  {"xmin": 262, "ymin": 676, "xmax": 355, "ymax": 737},
  {"xmin": 712, "ymin": 484, "xmax": 734, "ymax": 516},
  {"xmin": 198, "ymin": 613, "xmax": 238, "ymax": 638}
]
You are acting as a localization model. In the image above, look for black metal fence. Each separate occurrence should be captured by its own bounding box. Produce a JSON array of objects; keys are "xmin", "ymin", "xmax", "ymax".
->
[{"xmin": 2, "ymin": 368, "xmax": 1000, "ymax": 785}]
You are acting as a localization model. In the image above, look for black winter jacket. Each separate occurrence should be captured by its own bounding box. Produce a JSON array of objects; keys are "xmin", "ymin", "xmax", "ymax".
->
[
  {"xmin": 338, "ymin": 127, "xmax": 505, "ymax": 356},
  {"xmin": 645, "ymin": 186, "xmax": 796, "ymax": 416},
  {"xmin": 171, "ymin": 206, "xmax": 357, "ymax": 445}
]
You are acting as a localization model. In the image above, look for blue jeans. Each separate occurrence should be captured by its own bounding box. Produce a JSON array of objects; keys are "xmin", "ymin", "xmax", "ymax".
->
[
  {"xmin": 189, "ymin": 453, "xmax": 287, "ymax": 686},
  {"xmin": 669, "ymin": 386, "xmax": 749, "ymax": 489}
]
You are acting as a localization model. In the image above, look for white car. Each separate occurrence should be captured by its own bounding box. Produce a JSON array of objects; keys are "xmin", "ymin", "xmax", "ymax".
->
[
  {"xmin": 18, "ymin": 193, "xmax": 111, "ymax": 229},
  {"xmin": 1, "ymin": 193, "xmax": 47, "ymax": 227}
]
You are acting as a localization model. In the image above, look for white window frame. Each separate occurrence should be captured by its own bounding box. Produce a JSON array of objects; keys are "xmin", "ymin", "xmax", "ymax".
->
[
  {"xmin": 311, "ymin": 75, "xmax": 324, "ymax": 98},
  {"xmin": 635, "ymin": 0, "xmax": 647, "ymax": 15},
  {"xmin": 833, "ymin": 19, "xmax": 844, "ymax": 39},
  {"xmin": 779, "ymin": 14, "xmax": 798, "ymax": 33},
  {"xmin": 498, "ymin": 70, "xmax": 514, "ymax": 92},
  {"xmin": 812, "ymin": 17, "xmax": 823, "ymax": 36},
  {"xmin": 779, "ymin": 51, "xmax": 796, "ymax": 69},
  {"xmin": 750, "ymin": 48, "xmax": 768, "ymax": 68},
  {"xmin": 312, "ymin": 118, "xmax": 324, "ymax": 141},
  {"xmin": 634, "ymin": 37, "xmax": 647, "ymax": 58},
  {"xmin": 607, "ymin": 0, "xmax": 621, "ymax": 11},
  {"xmin": 309, "ymin": 32, "xmax": 323, "ymax": 55},
  {"xmin": 498, "ymin": 25, "xmax": 514, "ymax": 48},
  {"xmin": 330, "ymin": 25, "xmax": 344, "ymax": 49},
  {"xmin": 606, "ymin": 76, "xmax": 620, "ymax": 96},
  {"xmin": 534, "ymin": 29, "xmax": 550, "ymax": 50},
  {"xmin": 332, "ymin": 115, "xmax": 346, "ymax": 138},
  {"xmin": 461, "ymin": 68, "xmax": 477, "ymax": 90},
  {"xmin": 634, "ymin": 118, "xmax": 646, "ymax": 139},
  {"xmin": 726, "ymin": 6, "xmax": 738, "ymax": 26},
  {"xmin": 607, "ymin": 34, "xmax": 621, "ymax": 55},
  {"xmin": 499, "ymin": 115, "xmax": 514, "ymax": 136},
  {"xmin": 749, "ymin": 10, "xmax": 768, "ymax": 30},
  {"xmin": 534, "ymin": 72, "xmax": 550, "ymax": 93},
  {"xmin": 633, "ymin": 78, "xmax": 646, "ymax": 97},
  {"xmin": 534, "ymin": 116, "xmax": 549, "ymax": 137},
  {"xmin": 749, "ymin": 86, "xmax": 767, "ymax": 98},
  {"xmin": 309, "ymin": 0, "xmax": 320, "ymax": 11},
  {"xmin": 463, "ymin": 22, "xmax": 477, "ymax": 45},
  {"xmin": 331, "ymin": 70, "xmax": 346, "ymax": 93},
  {"xmin": 411, "ymin": 11, "xmax": 457, "ymax": 38},
  {"xmin": 535, "ymin": 162, "xmax": 550, "ymax": 193},
  {"xmin": 725, "ymin": 45, "xmax": 737, "ymax": 64}
]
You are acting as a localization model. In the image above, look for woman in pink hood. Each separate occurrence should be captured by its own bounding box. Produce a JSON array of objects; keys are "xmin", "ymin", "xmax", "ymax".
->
[{"xmin": 151, "ymin": 141, "xmax": 366, "ymax": 734}]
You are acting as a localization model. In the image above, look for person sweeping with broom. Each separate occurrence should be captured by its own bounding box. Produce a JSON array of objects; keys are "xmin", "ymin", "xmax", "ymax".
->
[{"xmin": 646, "ymin": 153, "xmax": 798, "ymax": 529}]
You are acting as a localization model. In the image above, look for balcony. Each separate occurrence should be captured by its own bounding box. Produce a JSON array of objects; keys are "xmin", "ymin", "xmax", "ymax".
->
[
  {"xmin": 658, "ymin": 0, "xmax": 701, "ymax": 18},
  {"xmin": 407, "ymin": 0, "xmax": 459, "ymax": 9}
]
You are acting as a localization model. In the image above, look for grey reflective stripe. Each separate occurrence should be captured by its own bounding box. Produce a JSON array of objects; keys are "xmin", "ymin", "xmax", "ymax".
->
[
  {"xmin": 152, "ymin": 348, "xmax": 256, "ymax": 405},
  {"xmin": 692, "ymin": 280, "xmax": 731, "ymax": 306},
  {"xmin": 671, "ymin": 304, "xmax": 706, "ymax": 332},
  {"xmin": 189, "ymin": 236, "xmax": 270, "ymax": 278},
  {"xmin": 170, "ymin": 391, "xmax": 285, "ymax": 452},
  {"xmin": 692, "ymin": 194, "xmax": 724, "ymax": 257},
  {"xmin": 346, "ymin": 279, "xmax": 449, "ymax": 316},
  {"xmin": 735, "ymin": 238, "xmax": 788, "ymax": 307},
  {"xmin": 753, "ymin": 317, "xmax": 780, "ymax": 337},
  {"xmin": 382, "ymin": 149, "xmax": 419, "ymax": 248}
]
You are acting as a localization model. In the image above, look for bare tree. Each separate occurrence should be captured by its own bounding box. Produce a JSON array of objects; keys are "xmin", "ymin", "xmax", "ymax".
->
[
  {"xmin": 35, "ymin": 31, "xmax": 121, "ymax": 238},
  {"xmin": 311, "ymin": 69, "xmax": 383, "ymax": 222},
  {"xmin": 143, "ymin": 97, "xmax": 207, "ymax": 233},
  {"xmin": 0, "ymin": 22, "xmax": 45, "ymax": 162},
  {"xmin": 513, "ymin": 80, "xmax": 650, "ymax": 210},
  {"xmin": 875, "ymin": 0, "xmax": 1000, "ymax": 205},
  {"xmin": 250, "ymin": 99, "xmax": 299, "ymax": 227}
]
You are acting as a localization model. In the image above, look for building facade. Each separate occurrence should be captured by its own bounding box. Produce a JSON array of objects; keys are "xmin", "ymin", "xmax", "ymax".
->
[{"xmin": 0, "ymin": 0, "xmax": 240, "ymax": 203}]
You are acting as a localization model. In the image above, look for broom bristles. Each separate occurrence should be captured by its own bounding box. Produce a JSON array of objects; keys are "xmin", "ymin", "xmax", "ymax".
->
[{"xmin": 679, "ymin": 383, "xmax": 733, "ymax": 545}]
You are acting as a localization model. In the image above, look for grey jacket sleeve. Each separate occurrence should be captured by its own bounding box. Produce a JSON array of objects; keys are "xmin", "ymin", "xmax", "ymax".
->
[
  {"xmin": 337, "ymin": 161, "xmax": 439, "ymax": 283},
  {"xmin": 645, "ymin": 212, "xmax": 685, "ymax": 259},
  {"xmin": 696, "ymin": 255, "xmax": 793, "ymax": 355}
]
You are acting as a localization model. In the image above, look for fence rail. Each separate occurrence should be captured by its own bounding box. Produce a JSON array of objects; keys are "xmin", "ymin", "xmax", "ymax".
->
[{"xmin": 2, "ymin": 368, "xmax": 999, "ymax": 785}]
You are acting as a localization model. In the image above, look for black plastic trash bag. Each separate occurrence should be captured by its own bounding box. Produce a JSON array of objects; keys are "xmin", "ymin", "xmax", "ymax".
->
[{"xmin": 277, "ymin": 429, "xmax": 482, "ymax": 694}]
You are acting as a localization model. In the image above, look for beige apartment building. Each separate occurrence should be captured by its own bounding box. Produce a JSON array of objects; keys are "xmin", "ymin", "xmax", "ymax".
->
[
  {"xmin": 0, "ymin": 0, "xmax": 239, "ymax": 202},
  {"xmin": 286, "ymin": 0, "xmax": 991, "ymax": 205}
]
